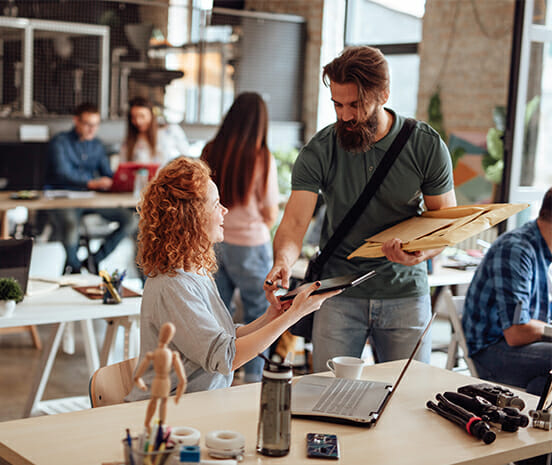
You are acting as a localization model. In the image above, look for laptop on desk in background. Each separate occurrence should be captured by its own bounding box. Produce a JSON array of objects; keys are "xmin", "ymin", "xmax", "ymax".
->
[
  {"xmin": 110, "ymin": 162, "xmax": 160, "ymax": 193},
  {"xmin": 291, "ymin": 312, "xmax": 436, "ymax": 426},
  {"xmin": 0, "ymin": 238, "xmax": 33, "ymax": 300}
]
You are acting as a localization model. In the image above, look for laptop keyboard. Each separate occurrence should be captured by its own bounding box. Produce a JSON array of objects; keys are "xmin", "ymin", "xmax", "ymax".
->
[{"xmin": 313, "ymin": 378, "xmax": 374, "ymax": 416}]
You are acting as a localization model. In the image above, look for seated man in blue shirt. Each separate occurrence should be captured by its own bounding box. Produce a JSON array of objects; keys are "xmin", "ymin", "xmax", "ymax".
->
[
  {"xmin": 47, "ymin": 102, "xmax": 134, "ymax": 274},
  {"xmin": 463, "ymin": 187, "xmax": 552, "ymax": 396}
]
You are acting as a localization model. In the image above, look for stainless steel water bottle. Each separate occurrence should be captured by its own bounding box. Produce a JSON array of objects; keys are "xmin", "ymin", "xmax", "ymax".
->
[{"xmin": 256, "ymin": 358, "xmax": 292, "ymax": 457}]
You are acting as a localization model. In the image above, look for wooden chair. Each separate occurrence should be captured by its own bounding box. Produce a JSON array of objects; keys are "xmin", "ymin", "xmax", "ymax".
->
[
  {"xmin": 442, "ymin": 289, "xmax": 479, "ymax": 377},
  {"xmin": 89, "ymin": 357, "xmax": 138, "ymax": 408}
]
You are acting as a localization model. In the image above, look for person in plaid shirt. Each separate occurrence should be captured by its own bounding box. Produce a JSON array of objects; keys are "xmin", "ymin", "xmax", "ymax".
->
[{"xmin": 463, "ymin": 187, "xmax": 552, "ymax": 396}]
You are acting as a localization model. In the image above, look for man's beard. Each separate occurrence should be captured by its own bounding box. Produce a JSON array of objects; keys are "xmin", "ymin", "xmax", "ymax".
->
[{"xmin": 336, "ymin": 109, "xmax": 379, "ymax": 153}]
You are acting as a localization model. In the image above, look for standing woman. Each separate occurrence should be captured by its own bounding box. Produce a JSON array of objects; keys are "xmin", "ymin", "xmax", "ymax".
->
[
  {"xmin": 120, "ymin": 96, "xmax": 190, "ymax": 164},
  {"xmin": 201, "ymin": 93, "xmax": 280, "ymax": 382}
]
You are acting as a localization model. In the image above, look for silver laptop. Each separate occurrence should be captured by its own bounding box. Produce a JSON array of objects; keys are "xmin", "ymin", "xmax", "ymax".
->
[{"xmin": 291, "ymin": 312, "xmax": 436, "ymax": 426}]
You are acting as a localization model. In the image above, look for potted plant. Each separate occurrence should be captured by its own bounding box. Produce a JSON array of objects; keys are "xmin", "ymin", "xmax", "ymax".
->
[{"xmin": 0, "ymin": 277, "xmax": 24, "ymax": 317}]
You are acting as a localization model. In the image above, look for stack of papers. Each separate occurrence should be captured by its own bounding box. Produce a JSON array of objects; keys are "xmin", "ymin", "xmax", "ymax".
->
[
  {"xmin": 26, "ymin": 280, "xmax": 59, "ymax": 296},
  {"xmin": 348, "ymin": 203, "xmax": 529, "ymax": 259}
]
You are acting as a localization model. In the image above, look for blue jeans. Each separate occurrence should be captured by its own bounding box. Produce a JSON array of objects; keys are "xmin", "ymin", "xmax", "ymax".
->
[
  {"xmin": 472, "ymin": 339, "xmax": 552, "ymax": 396},
  {"xmin": 49, "ymin": 208, "xmax": 135, "ymax": 271},
  {"xmin": 214, "ymin": 242, "xmax": 272, "ymax": 382},
  {"xmin": 312, "ymin": 294, "xmax": 432, "ymax": 372}
]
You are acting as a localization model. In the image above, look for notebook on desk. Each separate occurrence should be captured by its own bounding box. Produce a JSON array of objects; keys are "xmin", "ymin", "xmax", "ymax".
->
[
  {"xmin": 0, "ymin": 238, "xmax": 33, "ymax": 300},
  {"xmin": 291, "ymin": 312, "xmax": 436, "ymax": 426},
  {"xmin": 110, "ymin": 162, "xmax": 160, "ymax": 193}
]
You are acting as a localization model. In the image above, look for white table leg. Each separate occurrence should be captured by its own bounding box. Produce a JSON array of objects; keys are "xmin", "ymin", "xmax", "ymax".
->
[
  {"xmin": 79, "ymin": 320, "xmax": 99, "ymax": 375},
  {"xmin": 23, "ymin": 322, "xmax": 66, "ymax": 417}
]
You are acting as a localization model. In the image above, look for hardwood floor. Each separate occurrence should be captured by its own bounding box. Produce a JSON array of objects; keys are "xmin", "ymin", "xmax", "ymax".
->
[{"xmin": 0, "ymin": 322, "xmax": 99, "ymax": 422}]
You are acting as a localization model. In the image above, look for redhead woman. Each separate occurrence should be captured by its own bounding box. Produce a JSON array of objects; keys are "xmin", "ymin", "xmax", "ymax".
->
[{"xmin": 125, "ymin": 157, "xmax": 339, "ymax": 397}]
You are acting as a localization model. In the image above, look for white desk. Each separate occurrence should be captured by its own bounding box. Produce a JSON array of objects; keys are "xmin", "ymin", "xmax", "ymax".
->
[
  {"xmin": 428, "ymin": 262, "xmax": 475, "ymax": 288},
  {"xmin": 0, "ymin": 279, "xmax": 141, "ymax": 417},
  {"xmin": 0, "ymin": 361, "xmax": 550, "ymax": 465}
]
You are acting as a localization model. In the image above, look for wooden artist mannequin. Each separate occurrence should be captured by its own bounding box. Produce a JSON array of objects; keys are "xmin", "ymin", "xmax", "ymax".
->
[{"xmin": 134, "ymin": 322, "xmax": 187, "ymax": 431}]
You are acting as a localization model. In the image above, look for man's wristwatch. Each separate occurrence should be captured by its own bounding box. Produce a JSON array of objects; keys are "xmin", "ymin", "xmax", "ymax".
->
[{"xmin": 543, "ymin": 324, "xmax": 552, "ymax": 342}]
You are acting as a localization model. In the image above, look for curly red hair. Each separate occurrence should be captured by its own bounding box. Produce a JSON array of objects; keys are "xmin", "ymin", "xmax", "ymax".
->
[{"xmin": 137, "ymin": 157, "xmax": 217, "ymax": 277}]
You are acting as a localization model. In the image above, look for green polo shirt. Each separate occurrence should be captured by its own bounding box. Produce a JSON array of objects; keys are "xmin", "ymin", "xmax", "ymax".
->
[{"xmin": 292, "ymin": 109, "xmax": 454, "ymax": 299}]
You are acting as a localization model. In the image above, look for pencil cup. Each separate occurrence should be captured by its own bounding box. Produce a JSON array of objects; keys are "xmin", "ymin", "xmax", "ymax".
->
[
  {"xmin": 103, "ymin": 278, "xmax": 123, "ymax": 305},
  {"xmin": 122, "ymin": 439, "xmax": 176, "ymax": 465}
]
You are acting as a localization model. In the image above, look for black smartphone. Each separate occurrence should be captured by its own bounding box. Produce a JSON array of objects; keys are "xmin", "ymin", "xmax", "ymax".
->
[
  {"xmin": 278, "ymin": 271, "xmax": 376, "ymax": 302},
  {"xmin": 306, "ymin": 433, "xmax": 339, "ymax": 460}
]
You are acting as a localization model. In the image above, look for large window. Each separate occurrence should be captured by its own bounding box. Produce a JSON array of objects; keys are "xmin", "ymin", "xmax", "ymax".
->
[
  {"xmin": 508, "ymin": 0, "xmax": 552, "ymax": 221},
  {"xmin": 345, "ymin": 0, "xmax": 425, "ymax": 117}
]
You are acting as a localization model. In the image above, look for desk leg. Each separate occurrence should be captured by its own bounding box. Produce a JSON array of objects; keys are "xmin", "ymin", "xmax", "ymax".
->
[
  {"xmin": 23, "ymin": 322, "xmax": 66, "ymax": 417},
  {"xmin": 29, "ymin": 325, "xmax": 42, "ymax": 350},
  {"xmin": 0, "ymin": 210, "xmax": 8, "ymax": 239},
  {"xmin": 99, "ymin": 318, "xmax": 119, "ymax": 367},
  {"xmin": 99, "ymin": 316, "xmax": 140, "ymax": 366},
  {"xmin": 80, "ymin": 320, "xmax": 99, "ymax": 375}
]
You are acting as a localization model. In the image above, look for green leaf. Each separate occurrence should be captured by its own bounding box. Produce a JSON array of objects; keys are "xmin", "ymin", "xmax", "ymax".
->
[
  {"xmin": 484, "ymin": 160, "xmax": 504, "ymax": 184},
  {"xmin": 486, "ymin": 128, "xmax": 504, "ymax": 161}
]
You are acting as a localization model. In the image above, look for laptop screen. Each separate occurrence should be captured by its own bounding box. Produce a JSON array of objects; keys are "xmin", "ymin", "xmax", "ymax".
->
[
  {"xmin": 111, "ymin": 162, "xmax": 160, "ymax": 193},
  {"xmin": 0, "ymin": 238, "xmax": 34, "ymax": 297},
  {"xmin": 372, "ymin": 311, "xmax": 437, "ymax": 424}
]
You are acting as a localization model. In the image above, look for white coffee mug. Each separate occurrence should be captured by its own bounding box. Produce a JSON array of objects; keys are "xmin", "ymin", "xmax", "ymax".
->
[{"xmin": 326, "ymin": 356, "xmax": 366, "ymax": 379}]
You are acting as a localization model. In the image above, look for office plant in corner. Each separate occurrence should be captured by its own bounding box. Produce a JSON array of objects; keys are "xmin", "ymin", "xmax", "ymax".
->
[{"xmin": 0, "ymin": 277, "xmax": 23, "ymax": 317}]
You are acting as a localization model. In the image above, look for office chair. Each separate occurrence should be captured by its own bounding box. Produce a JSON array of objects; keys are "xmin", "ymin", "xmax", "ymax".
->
[
  {"xmin": 79, "ymin": 213, "xmax": 119, "ymax": 274},
  {"xmin": 89, "ymin": 357, "xmax": 138, "ymax": 408},
  {"xmin": 442, "ymin": 289, "xmax": 479, "ymax": 377}
]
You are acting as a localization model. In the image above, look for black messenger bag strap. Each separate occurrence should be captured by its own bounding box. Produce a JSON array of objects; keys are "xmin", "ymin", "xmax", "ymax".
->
[{"xmin": 310, "ymin": 117, "xmax": 417, "ymax": 275}]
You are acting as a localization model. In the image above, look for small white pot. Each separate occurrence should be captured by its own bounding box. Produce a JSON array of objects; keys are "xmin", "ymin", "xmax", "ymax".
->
[{"xmin": 0, "ymin": 299, "xmax": 16, "ymax": 317}]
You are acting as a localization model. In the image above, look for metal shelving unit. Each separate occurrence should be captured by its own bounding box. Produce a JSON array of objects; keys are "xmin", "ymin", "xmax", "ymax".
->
[{"xmin": 0, "ymin": 16, "xmax": 109, "ymax": 118}]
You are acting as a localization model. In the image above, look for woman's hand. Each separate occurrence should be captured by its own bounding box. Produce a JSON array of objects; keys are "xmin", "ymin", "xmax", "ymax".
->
[
  {"xmin": 288, "ymin": 281, "xmax": 342, "ymax": 320},
  {"xmin": 265, "ymin": 299, "xmax": 292, "ymax": 321},
  {"xmin": 264, "ymin": 262, "xmax": 292, "ymax": 307}
]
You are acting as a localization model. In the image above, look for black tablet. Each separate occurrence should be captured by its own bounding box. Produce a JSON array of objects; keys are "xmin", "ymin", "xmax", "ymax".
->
[{"xmin": 278, "ymin": 271, "xmax": 376, "ymax": 302}]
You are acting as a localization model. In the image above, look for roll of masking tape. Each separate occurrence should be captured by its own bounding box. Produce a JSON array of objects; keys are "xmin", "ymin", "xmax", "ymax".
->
[
  {"xmin": 205, "ymin": 430, "xmax": 245, "ymax": 459},
  {"xmin": 170, "ymin": 426, "xmax": 201, "ymax": 446}
]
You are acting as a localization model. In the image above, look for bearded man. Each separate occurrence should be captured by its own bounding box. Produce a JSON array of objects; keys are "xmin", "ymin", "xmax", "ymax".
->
[{"xmin": 265, "ymin": 46, "xmax": 456, "ymax": 370}]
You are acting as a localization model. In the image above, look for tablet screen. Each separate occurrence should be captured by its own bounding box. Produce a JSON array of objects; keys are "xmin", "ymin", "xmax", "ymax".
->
[{"xmin": 278, "ymin": 271, "xmax": 376, "ymax": 301}]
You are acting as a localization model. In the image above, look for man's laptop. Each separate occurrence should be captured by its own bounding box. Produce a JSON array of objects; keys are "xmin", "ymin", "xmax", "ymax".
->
[
  {"xmin": 0, "ymin": 238, "xmax": 33, "ymax": 300},
  {"xmin": 111, "ymin": 162, "xmax": 160, "ymax": 193},
  {"xmin": 291, "ymin": 312, "xmax": 436, "ymax": 426}
]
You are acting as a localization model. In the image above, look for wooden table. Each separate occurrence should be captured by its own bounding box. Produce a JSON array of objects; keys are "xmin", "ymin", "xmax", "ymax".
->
[
  {"xmin": 0, "ymin": 278, "xmax": 141, "ymax": 417},
  {"xmin": 0, "ymin": 360, "xmax": 550, "ymax": 465},
  {"xmin": 0, "ymin": 190, "xmax": 137, "ymax": 239}
]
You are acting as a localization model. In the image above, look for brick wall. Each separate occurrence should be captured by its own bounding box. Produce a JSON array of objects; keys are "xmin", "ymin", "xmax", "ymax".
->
[{"xmin": 417, "ymin": 0, "xmax": 515, "ymax": 134}]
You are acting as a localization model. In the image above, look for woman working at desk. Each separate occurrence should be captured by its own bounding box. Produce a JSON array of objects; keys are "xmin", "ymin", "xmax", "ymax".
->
[
  {"xmin": 119, "ymin": 96, "xmax": 190, "ymax": 164},
  {"xmin": 126, "ymin": 157, "xmax": 339, "ymax": 398}
]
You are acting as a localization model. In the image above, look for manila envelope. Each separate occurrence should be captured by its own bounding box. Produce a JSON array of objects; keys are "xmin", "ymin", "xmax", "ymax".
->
[{"xmin": 347, "ymin": 203, "xmax": 529, "ymax": 259}]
